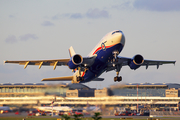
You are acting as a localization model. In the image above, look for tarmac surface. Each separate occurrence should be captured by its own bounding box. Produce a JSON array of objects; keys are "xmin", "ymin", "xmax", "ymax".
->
[{"xmin": 1, "ymin": 112, "xmax": 180, "ymax": 119}]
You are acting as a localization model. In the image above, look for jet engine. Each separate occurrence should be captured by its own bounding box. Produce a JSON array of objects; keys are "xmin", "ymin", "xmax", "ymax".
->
[
  {"xmin": 68, "ymin": 54, "xmax": 83, "ymax": 69},
  {"xmin": 128, "ymin": 54, "xmax": 144, "ymax": 70}
]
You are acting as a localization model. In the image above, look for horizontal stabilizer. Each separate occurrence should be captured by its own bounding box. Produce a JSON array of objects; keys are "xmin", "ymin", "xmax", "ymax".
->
[
  {"xmin": 42, "ymin": 76, "xmax": 73, "ymax": 81},
  {"xmin": 92, "ymin": 78, "xmax": 104, "ymax": 81}
]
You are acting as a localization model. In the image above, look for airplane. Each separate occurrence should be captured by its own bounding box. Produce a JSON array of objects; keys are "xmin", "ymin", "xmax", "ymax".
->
[
  {"xmin": 4, "ymin": 30, "xmax": 176, "ymax": 83},
  {"xmin": 86, "ymin": 106, "xmax": 101, "ymax": 112},
  {"xmin": 37, "ymin": 106, "xmax": 72, "ymax": 112},
  {"xmin": 86, "ymin": 101, "xmax": 101, "ymax": 112}
]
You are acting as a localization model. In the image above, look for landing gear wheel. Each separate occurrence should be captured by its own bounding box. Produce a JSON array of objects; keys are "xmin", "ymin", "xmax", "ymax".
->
[
  {"xmin": 77, "ymin": 77, "xmax": 84, "ymax": 82},
  {"xmin": 114, "ymin": 76, "xmax": 122, "ymax": 82}
]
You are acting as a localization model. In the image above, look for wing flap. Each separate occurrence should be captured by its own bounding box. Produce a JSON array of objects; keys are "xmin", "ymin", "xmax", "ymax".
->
[{"xmin": 42, "ymin": 76, "xmax": 73, "ymax": 81}]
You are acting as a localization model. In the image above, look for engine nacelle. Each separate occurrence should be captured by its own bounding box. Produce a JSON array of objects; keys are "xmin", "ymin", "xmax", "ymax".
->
[
  {"xmin": 68, "ymin": 54, "xmax": 83, "ymax": 69},
  {"xmin": 129, "ymin": 54, "xmax": 144, "ymax": 70}
]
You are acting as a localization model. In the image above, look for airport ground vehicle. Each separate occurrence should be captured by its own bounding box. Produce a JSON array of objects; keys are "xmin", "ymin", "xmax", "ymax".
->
[
  {"xmin": 28, "ymin": 112, "xmax": 35, "ymax": 116},
  {"xmin": 115, "ymin": 111, "xmax": 135, "ymax": 116},
  {"xmin": 71, "ymin": 109, "xmax": 83, "ymax": 115}
]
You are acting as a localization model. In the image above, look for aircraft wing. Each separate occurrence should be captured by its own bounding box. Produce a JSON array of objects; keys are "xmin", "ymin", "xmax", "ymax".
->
[
  {"xmin": 119, "ymin": 56, "xmax": 176, "ymax": 69},
  {"xmin": 4, "ymin": 54, "xmax": 97, "ymax": 71},
  {"xmin": 4, "ymin": 59, "xmax": 70, "ymax": 70},
  {"xmin": 141, "ymin": 59, "xmax": 176, "ymax": 69},
  {"xmin": 106, "ymin": 56, "xmax": 176, "ymax": 72}
]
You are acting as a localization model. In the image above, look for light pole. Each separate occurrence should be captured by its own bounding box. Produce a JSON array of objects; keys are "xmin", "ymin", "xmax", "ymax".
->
[{"xmin": 137, "ymin": 84, "xmax": 138, "ymax": 113}]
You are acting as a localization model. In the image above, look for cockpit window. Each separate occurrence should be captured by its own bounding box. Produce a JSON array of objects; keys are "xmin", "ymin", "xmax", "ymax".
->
[{"xmin": 112, "ymin": 30, "xmax": 122, "ymax": 35}]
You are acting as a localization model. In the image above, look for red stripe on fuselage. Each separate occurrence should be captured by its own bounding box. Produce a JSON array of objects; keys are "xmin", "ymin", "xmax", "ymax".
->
[
  {"xmin": 92, "ymin": 47, "xmax": 102, "ymax": 55},
  {"xmin": 92, "ymin": 44, "xmax": 116, "ymax": 55}
]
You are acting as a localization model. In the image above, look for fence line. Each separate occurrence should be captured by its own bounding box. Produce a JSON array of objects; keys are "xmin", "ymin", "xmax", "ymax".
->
[{"xmin": 151, "ymin": 111, "xmax": 180, "ymax": 116}]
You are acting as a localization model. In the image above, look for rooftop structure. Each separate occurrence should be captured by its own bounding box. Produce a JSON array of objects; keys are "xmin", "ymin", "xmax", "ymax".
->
[
  {"xmin": 110, "ymin": 83, "xmax": 180, "ymax": 97},
  {"xmin": 0, "ymin": 83, "xmax": 88, "ymax": 97}
]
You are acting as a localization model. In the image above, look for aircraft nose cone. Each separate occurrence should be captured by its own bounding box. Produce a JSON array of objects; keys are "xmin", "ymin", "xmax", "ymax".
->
[
  {"xmin": 113, "ymin": 32, "xmax": 125, "ymax": 46},
  {"xmin": 120, "ymin": 32, "xmax": 125, "ymax": 46}
]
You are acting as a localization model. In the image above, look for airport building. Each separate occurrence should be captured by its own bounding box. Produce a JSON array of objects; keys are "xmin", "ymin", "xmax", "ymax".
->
[
  {"xmin": 0, "ymin": 82, "xmax": 113, "ymax": 98},
  {"xmin": 166, "ymin": 88, "xmax": 180, "ymax": 97},
  {"xmin": 110, "ymin": 83, "xmax": 180, "ymax": 97},
  {"xmin": 0, "ymin": 83, "xmax": 69, "ymax": 97},
  {"xmin": 0, "ymin": 82, "xmax": 180, "ymax": 109}
]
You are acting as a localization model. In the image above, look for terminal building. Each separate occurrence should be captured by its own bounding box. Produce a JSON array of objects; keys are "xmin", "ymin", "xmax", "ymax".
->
[
  {"xmin": 0, "ymin": 83, "xmax": 69, "ymax": 97},
  {"xmin": 0, "ymin": 82, "xmax": 114, "ymax": 98},
  {"xmin": 111, "ymin": 83, "xmax": 180, "ymax": 97},
  {"xmin": 0, "ymin": 82, "xmax": 180, "ymax": 98},
  {"xmin": 0, "ymin": 82, "xmax": 180, "ymax": 109}
]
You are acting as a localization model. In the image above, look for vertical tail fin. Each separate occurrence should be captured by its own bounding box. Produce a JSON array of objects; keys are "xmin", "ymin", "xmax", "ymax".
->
[{"xmin": 69, "ymin": 46, "xmax": 76, "ymax": 57}]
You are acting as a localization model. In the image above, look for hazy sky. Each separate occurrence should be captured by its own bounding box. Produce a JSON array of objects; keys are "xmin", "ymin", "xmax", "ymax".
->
[{"xmin": 1, "ymin": 0, "xmax": 180, "ymax": 88}]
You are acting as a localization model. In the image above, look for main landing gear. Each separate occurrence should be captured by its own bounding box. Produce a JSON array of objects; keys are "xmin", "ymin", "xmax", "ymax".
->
[
  {"xmin": 114, "ymin": 72, "xmax": 122, "ymax": 82},
  {"xmin": 77, "ymin": 76, "xmax": 84, "ymax": 82}
]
